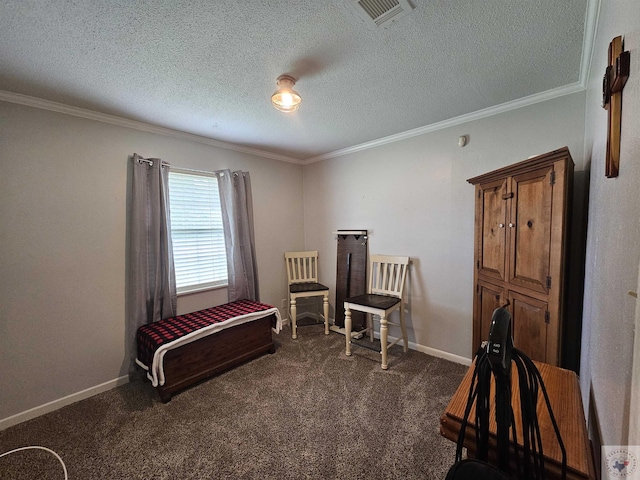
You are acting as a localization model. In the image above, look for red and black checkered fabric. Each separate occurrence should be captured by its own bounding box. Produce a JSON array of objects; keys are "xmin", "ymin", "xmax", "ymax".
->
[{"xmin": 136, "ymin": 299, "xmax": 275, "ymax": 368}]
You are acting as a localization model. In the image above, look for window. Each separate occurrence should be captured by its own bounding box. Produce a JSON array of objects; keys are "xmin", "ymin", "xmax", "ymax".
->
[{"xmin": 168, "ymin": 169, "xmax": 227, "ymax": 293}]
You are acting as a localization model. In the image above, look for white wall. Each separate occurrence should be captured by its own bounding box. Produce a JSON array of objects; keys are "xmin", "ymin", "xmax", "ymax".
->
[
  {"xmin": 302, "ymin": 92, "xmax": 586, "ymax": 360},
  {"xmin": 580, "ymin": 0, "xmax": 640, "ymax": 455},
  {"xmin": 0, "ymin": 102, "xmax": 305, "ymax": 422}
]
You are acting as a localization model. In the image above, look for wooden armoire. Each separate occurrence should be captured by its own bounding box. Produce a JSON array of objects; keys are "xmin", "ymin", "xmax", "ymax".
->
[{"xmin": 467, "ymin": 147, "xmax": 574, "ymax": 366}]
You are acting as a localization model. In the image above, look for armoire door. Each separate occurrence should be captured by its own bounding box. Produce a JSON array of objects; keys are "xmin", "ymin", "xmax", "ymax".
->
[
  {"xmin": 476, "ymin": 178, "xmax": 508, "ymax": 282},
  {"xmin": 509, "ymin": 290, "xmax": 549, "ymax": 363},
  {"xmin": 508, "ymin": 166, "xmax": 554, "ymax": 294},
  {"xmin": 474, "ymin": 279, "xmax": 505, "ymax": 352}
]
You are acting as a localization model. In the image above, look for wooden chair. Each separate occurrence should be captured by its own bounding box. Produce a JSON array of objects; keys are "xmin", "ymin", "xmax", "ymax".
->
[
  {"xmin": 284, "ymin": 251, "xmax": 330, "ymax": 339},
  {"xmin": 344, "ymin": 255, "xmax": 410, "ymax": 369}
]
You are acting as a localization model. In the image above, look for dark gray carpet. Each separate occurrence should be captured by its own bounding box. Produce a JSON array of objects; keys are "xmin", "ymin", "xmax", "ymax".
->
[{"xmin": 0, "ymin": 324, "xmax": 467, "ymax": 479}]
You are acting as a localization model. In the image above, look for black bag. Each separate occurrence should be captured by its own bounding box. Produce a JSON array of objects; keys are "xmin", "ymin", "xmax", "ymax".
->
[{"xmin": 446, "ymin": 459, "xmax": 510, "ymax": 480}]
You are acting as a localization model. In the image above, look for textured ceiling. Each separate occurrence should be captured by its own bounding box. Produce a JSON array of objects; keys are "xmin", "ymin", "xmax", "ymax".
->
[{"xmin": 0, "ymin": 1, "xmax": 590, "ymax": 161}]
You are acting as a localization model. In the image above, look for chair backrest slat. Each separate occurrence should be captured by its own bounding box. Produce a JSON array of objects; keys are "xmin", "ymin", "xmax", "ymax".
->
[
  {"xmin": 369, "ymin": 254, "xmax": 409, "ymax": 299},
  {"xmin": 284, "ymin": 251, "xmax": 319, "ymax": 285}
]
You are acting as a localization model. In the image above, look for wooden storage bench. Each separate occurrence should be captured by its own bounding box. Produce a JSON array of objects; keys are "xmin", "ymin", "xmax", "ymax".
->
[{"xmin": 136, "ymin": 300, "xmax": 281, "ymax": 402}]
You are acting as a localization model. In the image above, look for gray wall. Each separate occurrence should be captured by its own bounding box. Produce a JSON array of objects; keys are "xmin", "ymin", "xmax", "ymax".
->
[
  {"xmin": 580, "ymin": 0, "xmax": 640, "ymax": 460},
  {"xmin": 302, "ymin": 92, "xmax": 586, "ymax": 361},
  {"xmin": 0, "ymin": 102, "xmax": 305, "ymax": 421}
]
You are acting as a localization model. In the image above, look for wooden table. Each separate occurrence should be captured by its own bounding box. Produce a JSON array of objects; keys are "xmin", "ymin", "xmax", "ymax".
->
[{"xmin": 440, "ymin": 360, "xmax": 595, "ymax": 479}]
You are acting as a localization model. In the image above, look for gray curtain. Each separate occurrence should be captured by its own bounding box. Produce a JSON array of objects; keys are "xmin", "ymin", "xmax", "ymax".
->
[
  {"xmin": 127, "ymin": 154, "xmax": 177, "ymax": 372},
  {"xmin": 216, "ymin": 169, "xmax": 260, "ymax": 302}
]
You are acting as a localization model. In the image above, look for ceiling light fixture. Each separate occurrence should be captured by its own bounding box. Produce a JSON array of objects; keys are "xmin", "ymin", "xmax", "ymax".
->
[{"xmin": 271, "ymin": 74, "xmax": 302, "ymax": 113}]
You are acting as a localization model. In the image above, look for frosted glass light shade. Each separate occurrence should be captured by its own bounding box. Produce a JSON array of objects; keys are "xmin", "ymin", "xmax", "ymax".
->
[{"xmin": 271, "ymin": 75, "xmax": 302, "ymax": 113}]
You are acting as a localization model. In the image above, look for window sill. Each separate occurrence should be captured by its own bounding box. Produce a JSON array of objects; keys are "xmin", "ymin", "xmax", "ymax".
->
[{"xmin": 177, "ymin": 284, "xmax": 228, "ymax": 297}]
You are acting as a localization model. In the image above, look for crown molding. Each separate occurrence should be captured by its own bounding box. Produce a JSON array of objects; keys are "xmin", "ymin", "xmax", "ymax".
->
[
  {"xmin": 0, "ymin": 82, "xmax": 588, "ymax": 167},
  {"xmin": 302, "ymin": 82, "xmax": 586, "ymax": 164},
  {"xmin": 580, "ymin": 0, "xmax": 601, "ymax": 89},
  {"xmin": 0, "ymin": 90, "xmax": 303, "ymax": 165}
]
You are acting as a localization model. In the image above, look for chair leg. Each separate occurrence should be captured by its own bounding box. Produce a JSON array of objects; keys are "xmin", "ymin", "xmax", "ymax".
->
[
  {"xmin": 345, "ymin": 307, "xmax": 352, "ymax": 356},
  {"xmin": 400, "ymin": 302, "xmax": 408, "ymax": 353},
  {"xmin": 380, "ymin": 316, "xmax": 388, "ymax": 369},
  {"xmin": 369, "ymin": 314, "xmax": 374, "ymax": 343},
  {"xmin": 323, "ymin": 293, "xmax": 329, "ymax": 335},
  {"xmin": 290, "ymin": 297, "xmax": 297, "ymax": 339}
]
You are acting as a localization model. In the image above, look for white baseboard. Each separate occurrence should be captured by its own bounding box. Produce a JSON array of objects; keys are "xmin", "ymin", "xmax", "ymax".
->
[
  {"xmin": 0, "ymin": 375, "xmax": 129, "ymax": 431},
  {"xmin": 367, "ymin": 332, "xmax": 473, "ymax": 366},
  {"xmin": 327, "ymin": 316, "xmax": 472, "ymax": 366},
  {"xmin": 410, "ymin": 342, "xmax": 473, "ymax": 366}
]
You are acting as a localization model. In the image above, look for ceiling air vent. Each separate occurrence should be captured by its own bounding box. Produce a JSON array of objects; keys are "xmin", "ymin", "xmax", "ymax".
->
[{"xmin": 350, "ymin": 0, "xmax": 414, "ymax": 28}]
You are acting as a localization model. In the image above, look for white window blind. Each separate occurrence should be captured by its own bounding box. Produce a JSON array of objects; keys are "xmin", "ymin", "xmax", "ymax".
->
[{"xmin": 168, "ymin": 169, "xmax": 228, "ymax": 293}]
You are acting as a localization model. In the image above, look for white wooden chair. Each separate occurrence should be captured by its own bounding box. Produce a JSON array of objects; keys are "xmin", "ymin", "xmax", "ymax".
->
[
  {"xmin": 344, "ymin": 255, "xmax": 410, "ymax": 369},
  {"xmin": 284, "ymin": 251, "xmax": 330, "ymax": 339}
]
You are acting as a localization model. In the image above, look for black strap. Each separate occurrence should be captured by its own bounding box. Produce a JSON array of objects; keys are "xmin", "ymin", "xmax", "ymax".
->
[{"xmin": 454, "ymin": 348, "xmax": 567, "ymax": 480}]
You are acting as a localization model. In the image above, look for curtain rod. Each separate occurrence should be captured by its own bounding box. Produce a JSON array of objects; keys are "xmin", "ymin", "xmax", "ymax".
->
[
  {"xmin": 134, "ymin": 154, "xmax": 168, "ymax": 168},
  {"xmin": 135, "ymin": 153, "xmax": 226, "ymax": 176}
]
